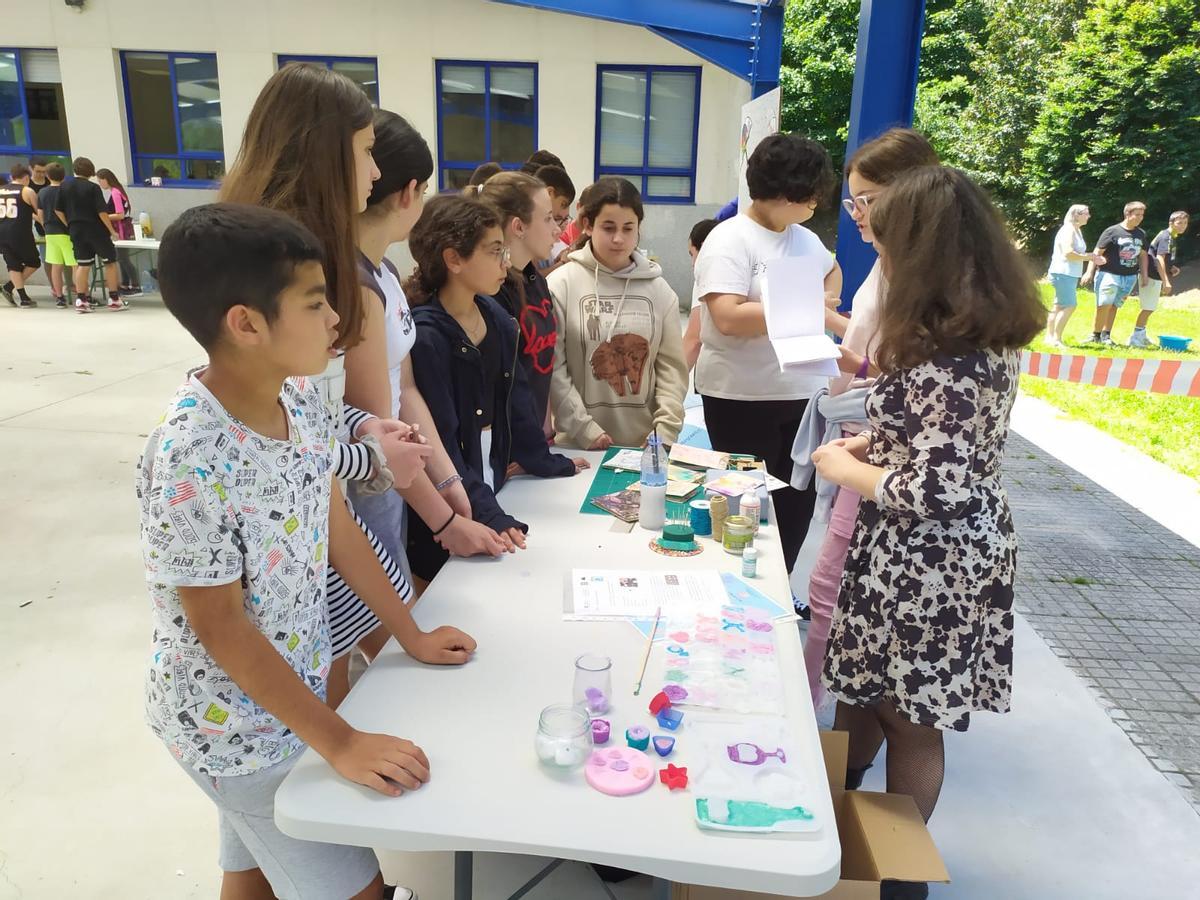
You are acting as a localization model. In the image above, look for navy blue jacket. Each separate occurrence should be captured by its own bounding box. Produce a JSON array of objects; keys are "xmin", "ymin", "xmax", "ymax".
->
[{"xmin": 411, "ymin": 293, "xmax": 577, "ymax": 534}]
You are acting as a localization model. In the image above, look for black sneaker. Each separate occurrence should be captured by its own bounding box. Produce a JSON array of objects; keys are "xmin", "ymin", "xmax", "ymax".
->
[
  {"xmin": 18, "ymin": 296, "xmax": 36, "ymax": 308},
  {"xmin": 1, "ymin": 284, "xmax": 15, "ymax": 306},
  {"xmin": 55, "ymin": 295, "xmax": 67, "ymax": 308}
]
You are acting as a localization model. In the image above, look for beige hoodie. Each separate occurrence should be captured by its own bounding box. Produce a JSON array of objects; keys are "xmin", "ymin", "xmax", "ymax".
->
[{"xmin": 548, "ymin": 243, "xmax": 687, "ymax": 449}]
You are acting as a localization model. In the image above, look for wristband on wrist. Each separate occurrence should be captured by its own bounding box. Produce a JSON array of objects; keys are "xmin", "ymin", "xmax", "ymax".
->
[
  {"xmin": 856, "ymin": 354, "xmax": 871, "ymax": 379},
  {"xmin": 432, "ymin": 511, "xmax": 457, "ymax": 537},
  {"xmin": 436, "ymin": 473, "xmax": 463, "ymax": 491}
]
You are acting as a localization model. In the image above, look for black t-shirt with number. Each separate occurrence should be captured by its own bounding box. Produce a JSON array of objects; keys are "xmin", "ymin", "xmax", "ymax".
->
[
  {"xmin": 0, "ymin": 182, "xmax": 35, "ymax": 245},
  {"xmin": 1096, "ymin": 224, "xmax": 1147, "ymax": 276},
  {"xmin": 1146, "ymin": 228, "xmax": 1176, "ymax": 281},
  {"xmin": 56, "ymin": 176, "xmax": 107, "ymax": 229}
]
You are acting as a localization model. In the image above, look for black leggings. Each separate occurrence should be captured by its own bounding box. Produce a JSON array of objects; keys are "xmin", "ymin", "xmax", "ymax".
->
[{"xmin": 701, "ymin": 395, "xmax": 816, "ymax": 574}]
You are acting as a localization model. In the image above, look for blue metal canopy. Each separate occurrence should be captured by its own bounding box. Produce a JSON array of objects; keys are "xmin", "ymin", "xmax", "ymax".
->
[{"xmin": 490, "ymin": 0, "xmax": 784, "ymax": 97}]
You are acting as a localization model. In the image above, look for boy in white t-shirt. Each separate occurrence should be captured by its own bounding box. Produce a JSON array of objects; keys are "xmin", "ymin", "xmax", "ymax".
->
[
  {"xmin": 139, "ymin": 204, "xmax": 476, "ymax": 900},
  {"xmin": 694, "ymin": 133, "xmax": 842, "ymax": 574}
]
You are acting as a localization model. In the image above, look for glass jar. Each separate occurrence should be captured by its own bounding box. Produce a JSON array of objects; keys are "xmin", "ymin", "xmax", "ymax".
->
[
  {"xmin": 534, "ymin": 703, "xmax": 593, "ymax": 768},
  {"xmin": 723, "ymin": 515, "xmax": 755, "ymax": 555},
  {"xmin": 573, "ymin": 653, "xmax": 613, "ymax": 715}
]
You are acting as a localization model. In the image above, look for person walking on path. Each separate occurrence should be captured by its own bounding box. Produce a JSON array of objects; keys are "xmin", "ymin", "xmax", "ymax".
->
[
  {"xmin": 1133, "ymin": 211, "xmax": 1189, "ymax": 347},
  {"xmin": 1046, "ymin": 204, "xmax": 1106, "ymax": 347},
  {"xmin": 1082, "ymin": 201, "xmax": 1148, "ymax": 346}
]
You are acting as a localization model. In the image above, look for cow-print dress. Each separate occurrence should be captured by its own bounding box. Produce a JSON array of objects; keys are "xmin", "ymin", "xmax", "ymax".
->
[{"xmin": 822, "ymin": 348, "xmax": 1019, "ymax": 732}]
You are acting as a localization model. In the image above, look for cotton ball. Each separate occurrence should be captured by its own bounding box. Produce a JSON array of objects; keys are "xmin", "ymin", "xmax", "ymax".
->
[{"xmin": 555, "ymin": 743, "xmax": 584, "ymax": 767}]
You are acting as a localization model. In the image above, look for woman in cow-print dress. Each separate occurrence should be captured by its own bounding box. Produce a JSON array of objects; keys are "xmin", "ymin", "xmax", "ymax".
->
[
  {"xmin": 811, "ymin": 166, "xmax": 1044, "ymax": 837},
  {"xmin": 823, "ymin": 347, "xmax": 1019, "ymax": 731}
]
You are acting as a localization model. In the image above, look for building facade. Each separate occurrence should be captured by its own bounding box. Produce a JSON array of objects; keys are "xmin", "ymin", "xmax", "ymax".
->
[{"xmin": 4, "ymin": 0, "xmax": 764, "ymax": 294}]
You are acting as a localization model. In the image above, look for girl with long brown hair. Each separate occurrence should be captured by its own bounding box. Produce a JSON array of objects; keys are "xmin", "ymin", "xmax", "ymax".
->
[
  {"xmin": 350, "ymin": 110, "xmax": 513, "ymax": 590},
  {"xmin": 800, "ymin": 128, "xmax": 939, "ymax": 713},
  {"xmin": 811, "ymin": 167, "xmax": 1043, "ymax": 859},
  {"xmin": 221, "ymin": 61, "xmax": 475, "ymax": 759},
  {"xmin": 474, "ymin": 170, "xmax": 562, "ymax": 430}
]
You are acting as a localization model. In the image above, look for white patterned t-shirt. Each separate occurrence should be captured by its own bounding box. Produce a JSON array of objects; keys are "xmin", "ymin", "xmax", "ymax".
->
[{"xmin": 137, "ymin": 373, "xmax": 335, "ymax": 776}]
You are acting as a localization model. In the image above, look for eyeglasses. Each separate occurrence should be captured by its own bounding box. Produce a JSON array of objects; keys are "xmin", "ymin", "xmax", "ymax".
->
[
  {"xmin": 488, "ymin": 246, "xmax": 512, "ymax": 268},
  {"xmin": 841, "ymin": 193, "xmax": 878, "ymax": 216},
  {"xmin": 553, "ymin": 214, "xmax": 571, "ymax": 227}
]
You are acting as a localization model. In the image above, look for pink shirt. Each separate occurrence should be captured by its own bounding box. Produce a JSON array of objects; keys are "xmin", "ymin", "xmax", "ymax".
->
[{"xmin": 830, "ymin": 260, "xmax": 884, "ymax": 397}]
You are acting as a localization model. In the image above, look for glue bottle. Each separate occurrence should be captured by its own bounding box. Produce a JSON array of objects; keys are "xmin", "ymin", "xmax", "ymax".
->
[
  {"xmin": 739, "ymin": 489, "xmax": 761, "ymax": 534},
  {"xmin": 638, "ymin": 432, "xmax": 667, "ymax": 531}
]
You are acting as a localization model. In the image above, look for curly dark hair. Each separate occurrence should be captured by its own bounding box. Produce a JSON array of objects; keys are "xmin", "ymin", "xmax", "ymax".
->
[
  {"xmin": 403, "ymin": 194, "xmax": 501, "ymax": 305},
  {"xmin": 745, "ymin": 134, "xmax": 836, "ymax": 206},
  {"xmin": 871, "ymin": 166, "xmax": 1044, "ymax": 372}
]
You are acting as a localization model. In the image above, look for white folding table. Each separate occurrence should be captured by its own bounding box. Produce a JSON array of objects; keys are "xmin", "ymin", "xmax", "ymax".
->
[{"xmin": 276, "ymin": 450, "xmax": 841, "ymax": 898}]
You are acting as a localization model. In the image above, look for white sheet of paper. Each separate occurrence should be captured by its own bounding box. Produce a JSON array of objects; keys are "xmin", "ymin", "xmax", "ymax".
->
[
  {"xmin": 762, "ymin": 256, "xmax": 827, "ymax": 339},
  {"xmin": 564, "ymin": 569, "xmax": 728, "ymax": 620},
  {"xmin": 762, "ymin": 257, "xmax": 840, "ymax": 371},
  {"xmin": 602, "ymin": 448, "xmax": 645, "ymax": 471},
  {"xmin": 782, "ymin": 358, "xmax": 842, "ymax": 377}
]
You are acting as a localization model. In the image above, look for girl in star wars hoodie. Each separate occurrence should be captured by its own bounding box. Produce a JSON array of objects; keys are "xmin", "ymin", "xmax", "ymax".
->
[{"xmin": 547, "ymin": 178, "xmax": 687, "ymax": 450}]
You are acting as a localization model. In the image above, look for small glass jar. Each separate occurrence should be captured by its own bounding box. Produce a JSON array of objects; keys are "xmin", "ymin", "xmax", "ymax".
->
[
  {"xmin": 534, "ymin": 703, "xmax": 593, "ymax": 768},
  {"xmin": 723, "ymin": 515, "xmax": 755, "ymax": 556},
  {"xmin": 573, "ymin": 653, "xmax": 613, "ymax": 715}
]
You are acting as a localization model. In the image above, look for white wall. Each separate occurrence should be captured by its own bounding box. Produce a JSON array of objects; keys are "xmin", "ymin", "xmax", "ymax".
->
[{"xmin": 12, "ymin": 0, "xmax": 750, "ymax": 293}]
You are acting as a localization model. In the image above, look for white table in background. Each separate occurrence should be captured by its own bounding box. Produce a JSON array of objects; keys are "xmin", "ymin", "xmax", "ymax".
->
[{"xmin": 276, "ymin": 451, "xmax": 841, "ymax": 899}]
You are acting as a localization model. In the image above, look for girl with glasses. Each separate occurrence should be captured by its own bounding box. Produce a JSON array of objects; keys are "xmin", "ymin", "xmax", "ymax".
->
[{"xmin": 404, "ymin": 195, "xmax": 589, "ymax": 579}]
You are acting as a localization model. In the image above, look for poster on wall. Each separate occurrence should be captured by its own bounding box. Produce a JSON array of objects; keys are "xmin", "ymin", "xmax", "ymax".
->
[{"xmin": 737, "ymin": 87, "xmax": 782, "ymax": 212}]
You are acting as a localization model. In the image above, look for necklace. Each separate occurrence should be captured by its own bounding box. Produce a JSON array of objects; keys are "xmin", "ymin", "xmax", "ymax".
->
[{"xmin": 458, "ymin": 305, "xmax": 487, "ymax": 345}]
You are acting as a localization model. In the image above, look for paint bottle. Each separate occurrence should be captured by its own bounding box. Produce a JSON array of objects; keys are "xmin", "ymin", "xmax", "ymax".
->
[{"xmin": 741, "ymin": 547, "xmax": 759, "ymax": 578}]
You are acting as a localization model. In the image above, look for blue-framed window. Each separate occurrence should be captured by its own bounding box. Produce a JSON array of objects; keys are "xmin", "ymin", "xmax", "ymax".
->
[
  {"xmin": 595, "ymin": 65, "xmax": 701, "ymax": 204},
  {"xmin": 120, "ymin": 51, "xmax": 224, "ymax": 186},
  {"xmin": 435, "ymin": 60, "xmax": 537, "ymax": 191},
  {"xmin": 0, "ymin": 48, "xmax": 70, "ymax": 171},
  {"xmin": 277, "ymin": 55, "xmax": 379, "ymax": 106}
]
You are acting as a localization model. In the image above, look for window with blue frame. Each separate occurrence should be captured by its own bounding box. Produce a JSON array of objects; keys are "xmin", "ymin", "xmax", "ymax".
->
[
  {"xmin": 0, "ymin": 49, "xmax": 71, "ymax": 172},
  {"xmin": 121, "ymin": 51, "xmax": 224, "ymax": 186},
  {"xmin": 277, "ymin": 55, "xmax": 379, "ymax": 106},
  {"xmin": 436, "ymin": 60, "xmax": 536, "ymax": 191},
  {"xmin": 596, "ymin": 65, "xmax": 701, "ymax": 203}
]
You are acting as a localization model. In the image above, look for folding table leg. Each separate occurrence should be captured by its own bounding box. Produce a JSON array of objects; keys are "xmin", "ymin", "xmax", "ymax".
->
[
  {"xmin": 454, "ymin": 850, "xmax": 473, "ymax": 900},
  {"xmin": 651, "ymin": 876, "xmax": 673, "ymax": 900}
]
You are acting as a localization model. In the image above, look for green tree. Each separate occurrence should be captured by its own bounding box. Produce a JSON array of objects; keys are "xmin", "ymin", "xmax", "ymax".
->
[
  {"xmin": 956, "ymin": 0, "xmax": 1089, "ymax": 212},
  {"xmin": 1022, "ymin": 0, "xmax": 1200, "ymax": 257},
  {"xmin": 778, "ymin": 0, "xmax": 860, "ymax": 167},
  {"xmin": 780, "ymin": 0, "xmax": 989, "ymax": 171}
]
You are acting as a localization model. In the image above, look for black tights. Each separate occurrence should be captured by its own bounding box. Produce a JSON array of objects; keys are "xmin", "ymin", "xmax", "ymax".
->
[{"xmin": 834, "ymin": 700, "xmax": 945, "ymax": 823}]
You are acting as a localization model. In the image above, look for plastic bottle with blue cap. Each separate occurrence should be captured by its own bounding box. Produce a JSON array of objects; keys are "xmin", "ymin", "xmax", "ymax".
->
[{"xmin": 638, "ymin": 431, "xmax": 667, "ymax": 531}]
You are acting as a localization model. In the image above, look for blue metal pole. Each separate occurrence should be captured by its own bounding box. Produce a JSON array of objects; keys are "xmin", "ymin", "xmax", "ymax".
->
[{"xmin": 836, "ymin": 0, "xmax": 927, "ymax": 310}]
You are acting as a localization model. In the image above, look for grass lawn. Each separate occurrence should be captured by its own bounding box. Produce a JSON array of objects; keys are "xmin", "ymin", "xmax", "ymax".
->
[{"xmin": 1020, "ymin": 282, "xmax": 1200, "ymax": 482}]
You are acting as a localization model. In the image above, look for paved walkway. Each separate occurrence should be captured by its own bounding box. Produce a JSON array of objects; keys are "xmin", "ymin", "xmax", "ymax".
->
[
  {"xmin": 1006, "ymin": 431, "xmax": 1200, "ymax": 812},
  {"xmin": 4, "ymin": 300, "xmax": 1200, "ymax": 898}
]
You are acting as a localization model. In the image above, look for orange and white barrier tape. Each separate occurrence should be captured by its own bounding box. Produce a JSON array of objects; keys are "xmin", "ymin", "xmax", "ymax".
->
[{"xmin": 1021, "ymin": 350, "xmax": 1200, "ymax": 398}]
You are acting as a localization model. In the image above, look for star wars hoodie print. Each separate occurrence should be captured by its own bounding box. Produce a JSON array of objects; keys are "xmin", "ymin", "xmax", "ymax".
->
[{"xmin": 547, "ymin": 242, "xmax": 687, "ymax": 449}]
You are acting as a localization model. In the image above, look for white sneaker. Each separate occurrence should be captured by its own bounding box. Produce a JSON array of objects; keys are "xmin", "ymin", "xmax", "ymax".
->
[
  {"xmin": 1129, "ymin": 331, "xmax": 1153, "ymax": 349},
  {"xmin": 1046, "ymin": 336, "xmax": 1063, "ymax": 349},
  {"xmin": 74, "ymin": 297, "xmax": 91, "ymax": 314}
]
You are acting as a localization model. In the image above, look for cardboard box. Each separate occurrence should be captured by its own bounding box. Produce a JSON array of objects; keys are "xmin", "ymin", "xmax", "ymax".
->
[{"xmin": 671, "ymin": 731, "xmax": 949, "ymax": 900}]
